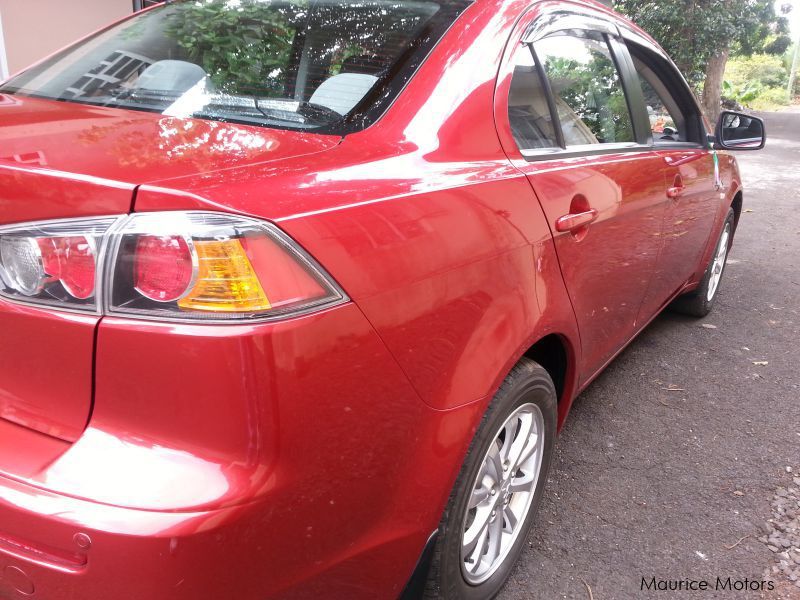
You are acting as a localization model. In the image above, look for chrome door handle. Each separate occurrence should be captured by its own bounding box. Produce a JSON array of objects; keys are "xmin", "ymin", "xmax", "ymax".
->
[
  {"xmin": 667, "ymin": 185, "xmax": 685, "ymax": 199},
  {"xmin": 555, "ymin": 209, "xmax": 599, "ymax": 233}
]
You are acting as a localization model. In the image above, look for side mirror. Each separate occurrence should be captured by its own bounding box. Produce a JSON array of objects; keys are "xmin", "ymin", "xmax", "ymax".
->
[{"xmin": 714, "ymin": 110, "xmax": 765, "ymax": 151}]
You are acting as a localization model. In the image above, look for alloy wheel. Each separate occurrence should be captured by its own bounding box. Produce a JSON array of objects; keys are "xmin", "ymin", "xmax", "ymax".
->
[
  {"xmin": 460, "ymin": 403, "xmax": 545, "ymax": 585},
  {"xmin": 707, "ymin": 223, "xmax": 731, "ymax": 302}
]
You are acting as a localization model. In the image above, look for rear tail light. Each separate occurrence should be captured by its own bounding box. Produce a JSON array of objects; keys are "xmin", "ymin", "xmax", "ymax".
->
[
  {"xmin": 0, "ymin": 217, "xmax": 117, "ymax": 310},
  {"xmin": 0, "ymin": 212, "xmax": 346, "ymax": 322}
]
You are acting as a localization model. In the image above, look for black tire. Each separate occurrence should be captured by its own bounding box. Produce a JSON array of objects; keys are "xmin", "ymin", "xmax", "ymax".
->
[
  {"xmin": 424, "ymin": 358, "xmax": 557, "ymax": 599},
  {"xmin": 671, "ymin": 208, "xmax": 736, "ymax": 318}
]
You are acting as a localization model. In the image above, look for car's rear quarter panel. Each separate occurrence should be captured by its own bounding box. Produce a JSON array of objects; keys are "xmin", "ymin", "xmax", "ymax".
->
[{"xmin": 133, "ymin": 0, "xmax": 582, "ymax": 415}]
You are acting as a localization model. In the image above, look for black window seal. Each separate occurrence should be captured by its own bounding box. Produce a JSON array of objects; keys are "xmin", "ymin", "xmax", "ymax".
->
[
  {"xmin": 528, "ymin": 43, "xmax": 566, "ymax": 150},
  {"xmin": 606, "ymin": 33, "xmax": 652, "ymax": 147}
]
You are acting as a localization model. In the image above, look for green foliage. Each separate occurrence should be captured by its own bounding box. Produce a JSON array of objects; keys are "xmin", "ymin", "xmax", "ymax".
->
[
  {"xmin": 763, "ymin": 35, "xmax": 792, "ymax": 56},
  {"xmin": 613, "ymin": 0, "xmax": 784, "ymax": 87},
  {"xmin": 723, "ymin": 54, "xmax": 791, "ymax": 109},
  {"xmin": 542, "ymin": 47, "xmax": 634, "ymax": 143},
  {"xmin": 722, "ymin": 80, "xmax": 762, "ymax": 104},
  {"xmin": 165, "ymin": 0, "xmax": 299, "ymax": 95},
  {"xmin": 726, "ymin": 54, "xmax": 788, "ymax": 88},
  {"xmin": 748, "ymin": 86, "xmax": 791, "ymax": 109}
]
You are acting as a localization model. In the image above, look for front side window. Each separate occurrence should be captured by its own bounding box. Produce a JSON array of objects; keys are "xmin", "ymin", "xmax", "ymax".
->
[
  {"xmin": 533, "ymin": 31, "xmax": 634, "ymax": 146},
  {"xmin": 0, "ymin": 0, "xmax": 469, "ymax": 133},
  {"xmin": 628, "ymin": 45, "xmax": 704, "ymax": 145}
]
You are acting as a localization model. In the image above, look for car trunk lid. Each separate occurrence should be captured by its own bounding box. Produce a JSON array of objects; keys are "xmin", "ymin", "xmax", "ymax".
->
[{"xmin": 0, "ymin": 95, "xmax": 340, "ymax": 442}]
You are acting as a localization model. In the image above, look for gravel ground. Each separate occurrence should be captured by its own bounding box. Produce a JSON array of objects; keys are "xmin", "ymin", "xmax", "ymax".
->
[
  {"xmin": 761, "ymin": 474, "xmax": 800, "ymax": 592},
  {"xmin": 498, "ymin": 110, "xmax": 800, "ymax": 600}
]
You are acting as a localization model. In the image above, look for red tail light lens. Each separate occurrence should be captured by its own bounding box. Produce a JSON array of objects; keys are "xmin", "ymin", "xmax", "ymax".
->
[
  {"xmin": 133, "ymin": 235, "xmax": 196, "ymax": 302},
  {"xmin": 37, "ymin": 236, "xmax": 97, "ymax": 300}
]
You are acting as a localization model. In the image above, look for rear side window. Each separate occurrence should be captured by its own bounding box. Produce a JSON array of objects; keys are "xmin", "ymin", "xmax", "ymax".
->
[
  {"xmin": 507, "ymin": 47, "xmax": 559, "ymax": 150},
  {"xmin": 533, "ymin": 31, "xmax": 634, "ymax": 146}
]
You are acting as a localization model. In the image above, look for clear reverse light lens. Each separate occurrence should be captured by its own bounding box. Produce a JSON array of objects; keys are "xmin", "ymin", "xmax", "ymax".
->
[{"xmin": 0, "ymin": 237, "xmax": 46, "ymax": 296}]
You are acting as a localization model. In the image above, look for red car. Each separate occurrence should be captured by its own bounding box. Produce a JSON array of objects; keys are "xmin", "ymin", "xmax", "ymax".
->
[{"xmin": 0, "ymin": 1, "xmax": 764, "ymax": 599}]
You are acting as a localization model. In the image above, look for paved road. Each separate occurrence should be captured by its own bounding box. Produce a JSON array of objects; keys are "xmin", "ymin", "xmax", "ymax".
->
[{"xmin": 499, "ymin": 111, "xmax": 800, "ymax": 600}]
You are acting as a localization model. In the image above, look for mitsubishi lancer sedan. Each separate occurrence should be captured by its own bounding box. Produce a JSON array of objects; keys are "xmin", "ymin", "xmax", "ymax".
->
[{"xmin": 0, "ymin": 1, "xmax": 764, "ymax": 599}]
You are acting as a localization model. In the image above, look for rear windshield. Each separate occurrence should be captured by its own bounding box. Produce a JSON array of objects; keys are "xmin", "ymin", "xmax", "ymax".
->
[{"xmin": 0, "ymin": 0, "xmax": 469, "ymax": 133}]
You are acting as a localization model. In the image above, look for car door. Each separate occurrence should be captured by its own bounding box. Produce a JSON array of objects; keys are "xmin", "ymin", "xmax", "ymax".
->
[
  {"xmin": 496, "ymin": 12, "xmax": 670, "ymax": 382},
  {"xmin": 619, "ymin": 32, "xmax": 720, "ymax": 321}
]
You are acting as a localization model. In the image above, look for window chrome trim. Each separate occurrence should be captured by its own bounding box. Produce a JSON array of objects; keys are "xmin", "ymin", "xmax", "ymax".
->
[{"xmin": 520, "ymin": 142, "xmax": 653, "ymax": 162}]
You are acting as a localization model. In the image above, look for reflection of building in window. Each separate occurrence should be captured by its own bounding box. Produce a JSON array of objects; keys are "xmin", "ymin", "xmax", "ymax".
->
[{"xmin": 64, "ymin": 51, "xmax": 152, "ymax": 99}]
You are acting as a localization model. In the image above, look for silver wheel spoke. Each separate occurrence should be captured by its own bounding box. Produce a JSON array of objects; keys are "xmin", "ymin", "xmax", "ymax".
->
[
  {"xmin": 469, "ymin": 475, "xmax": 494, "ymax": 509},
  {"xmin": 463, "ymin": 506, "xmax": 493, "ymax": 557},
  {"xmin": 488, "ymin": 443, "xmax": 504, "ymax": 483},
  {"xmin": 503, "ymin": 414, "xmax": 534, "ymax": 476},
  {"xmin": 464, "ymin": 523, "xmax": 490, "ymax": 573},
  {"xmin": 504, "ymin": 506, "xmax": 519, "ymax": 531},
  {"xmin": 508, "ymin": 468, "xmax": 536, "ymax": 493},
  {"xmin": 515, "ymin": 431, "xmax": 539, "ymax": 469},
  {"xmin": 486, "ymin": 511, "xmax": 504, "ymax": 562}
]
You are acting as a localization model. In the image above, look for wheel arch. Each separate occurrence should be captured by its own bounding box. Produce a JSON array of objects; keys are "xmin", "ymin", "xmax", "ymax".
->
[
  {"xmin": 523, "ymin": 334, "xmax": 568, "ymax": 406},
  {"xmin": 730, "ymin": 190, "xmax": 743, "ymax": 232},
  {"xmin": 520, "ymin": 332, "xmax": 579, "ymax": 431}
]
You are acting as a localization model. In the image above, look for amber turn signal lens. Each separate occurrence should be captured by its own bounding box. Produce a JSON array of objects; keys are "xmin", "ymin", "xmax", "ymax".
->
[{"xmin": 177, "ymin": 238, "xmax": 271, "ymax": 312}]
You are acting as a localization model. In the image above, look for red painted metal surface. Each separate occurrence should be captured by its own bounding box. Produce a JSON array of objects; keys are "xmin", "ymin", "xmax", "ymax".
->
[
  {"xmin": 0, "ymin": 0, "xmax": 745, "ymax": 598},
  {"xmin": 634, "ymin": 150, "xmax": 721, "ymax": 322},
  {"xmin": 0, "ymin": 95, "xmax": 341, "ymax": 190},
  {"xmin": 0, "ymin": 304, "xmax": 98, "ymax": 441}
]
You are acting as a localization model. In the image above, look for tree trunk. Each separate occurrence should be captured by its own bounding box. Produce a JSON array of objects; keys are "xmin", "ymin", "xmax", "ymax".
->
[{"xmin": 702, "ymin": 48, "xmax": 730, "ymax": 125}]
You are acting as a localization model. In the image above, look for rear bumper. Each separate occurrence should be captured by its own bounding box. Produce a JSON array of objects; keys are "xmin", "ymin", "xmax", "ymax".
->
[
  {"xmin": 0, "ymin": 475, "xmax": 440, "ymax": 599},
  {"xmin": 0, "ymin": 474, "xmax": 247, "ymax": 600},
  {"xmin": 0, "ymin": 302, "xmax": 482, "ymax": 599}
]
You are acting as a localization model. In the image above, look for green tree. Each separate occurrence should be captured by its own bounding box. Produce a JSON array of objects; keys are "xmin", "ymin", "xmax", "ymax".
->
[
  {"xmin": 613, "ymin": 0, "xmax": 790, "ymax": 121},
  {"xmin": 165, "ymin": 0, "xmax": 299, "ymax": 95}
]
